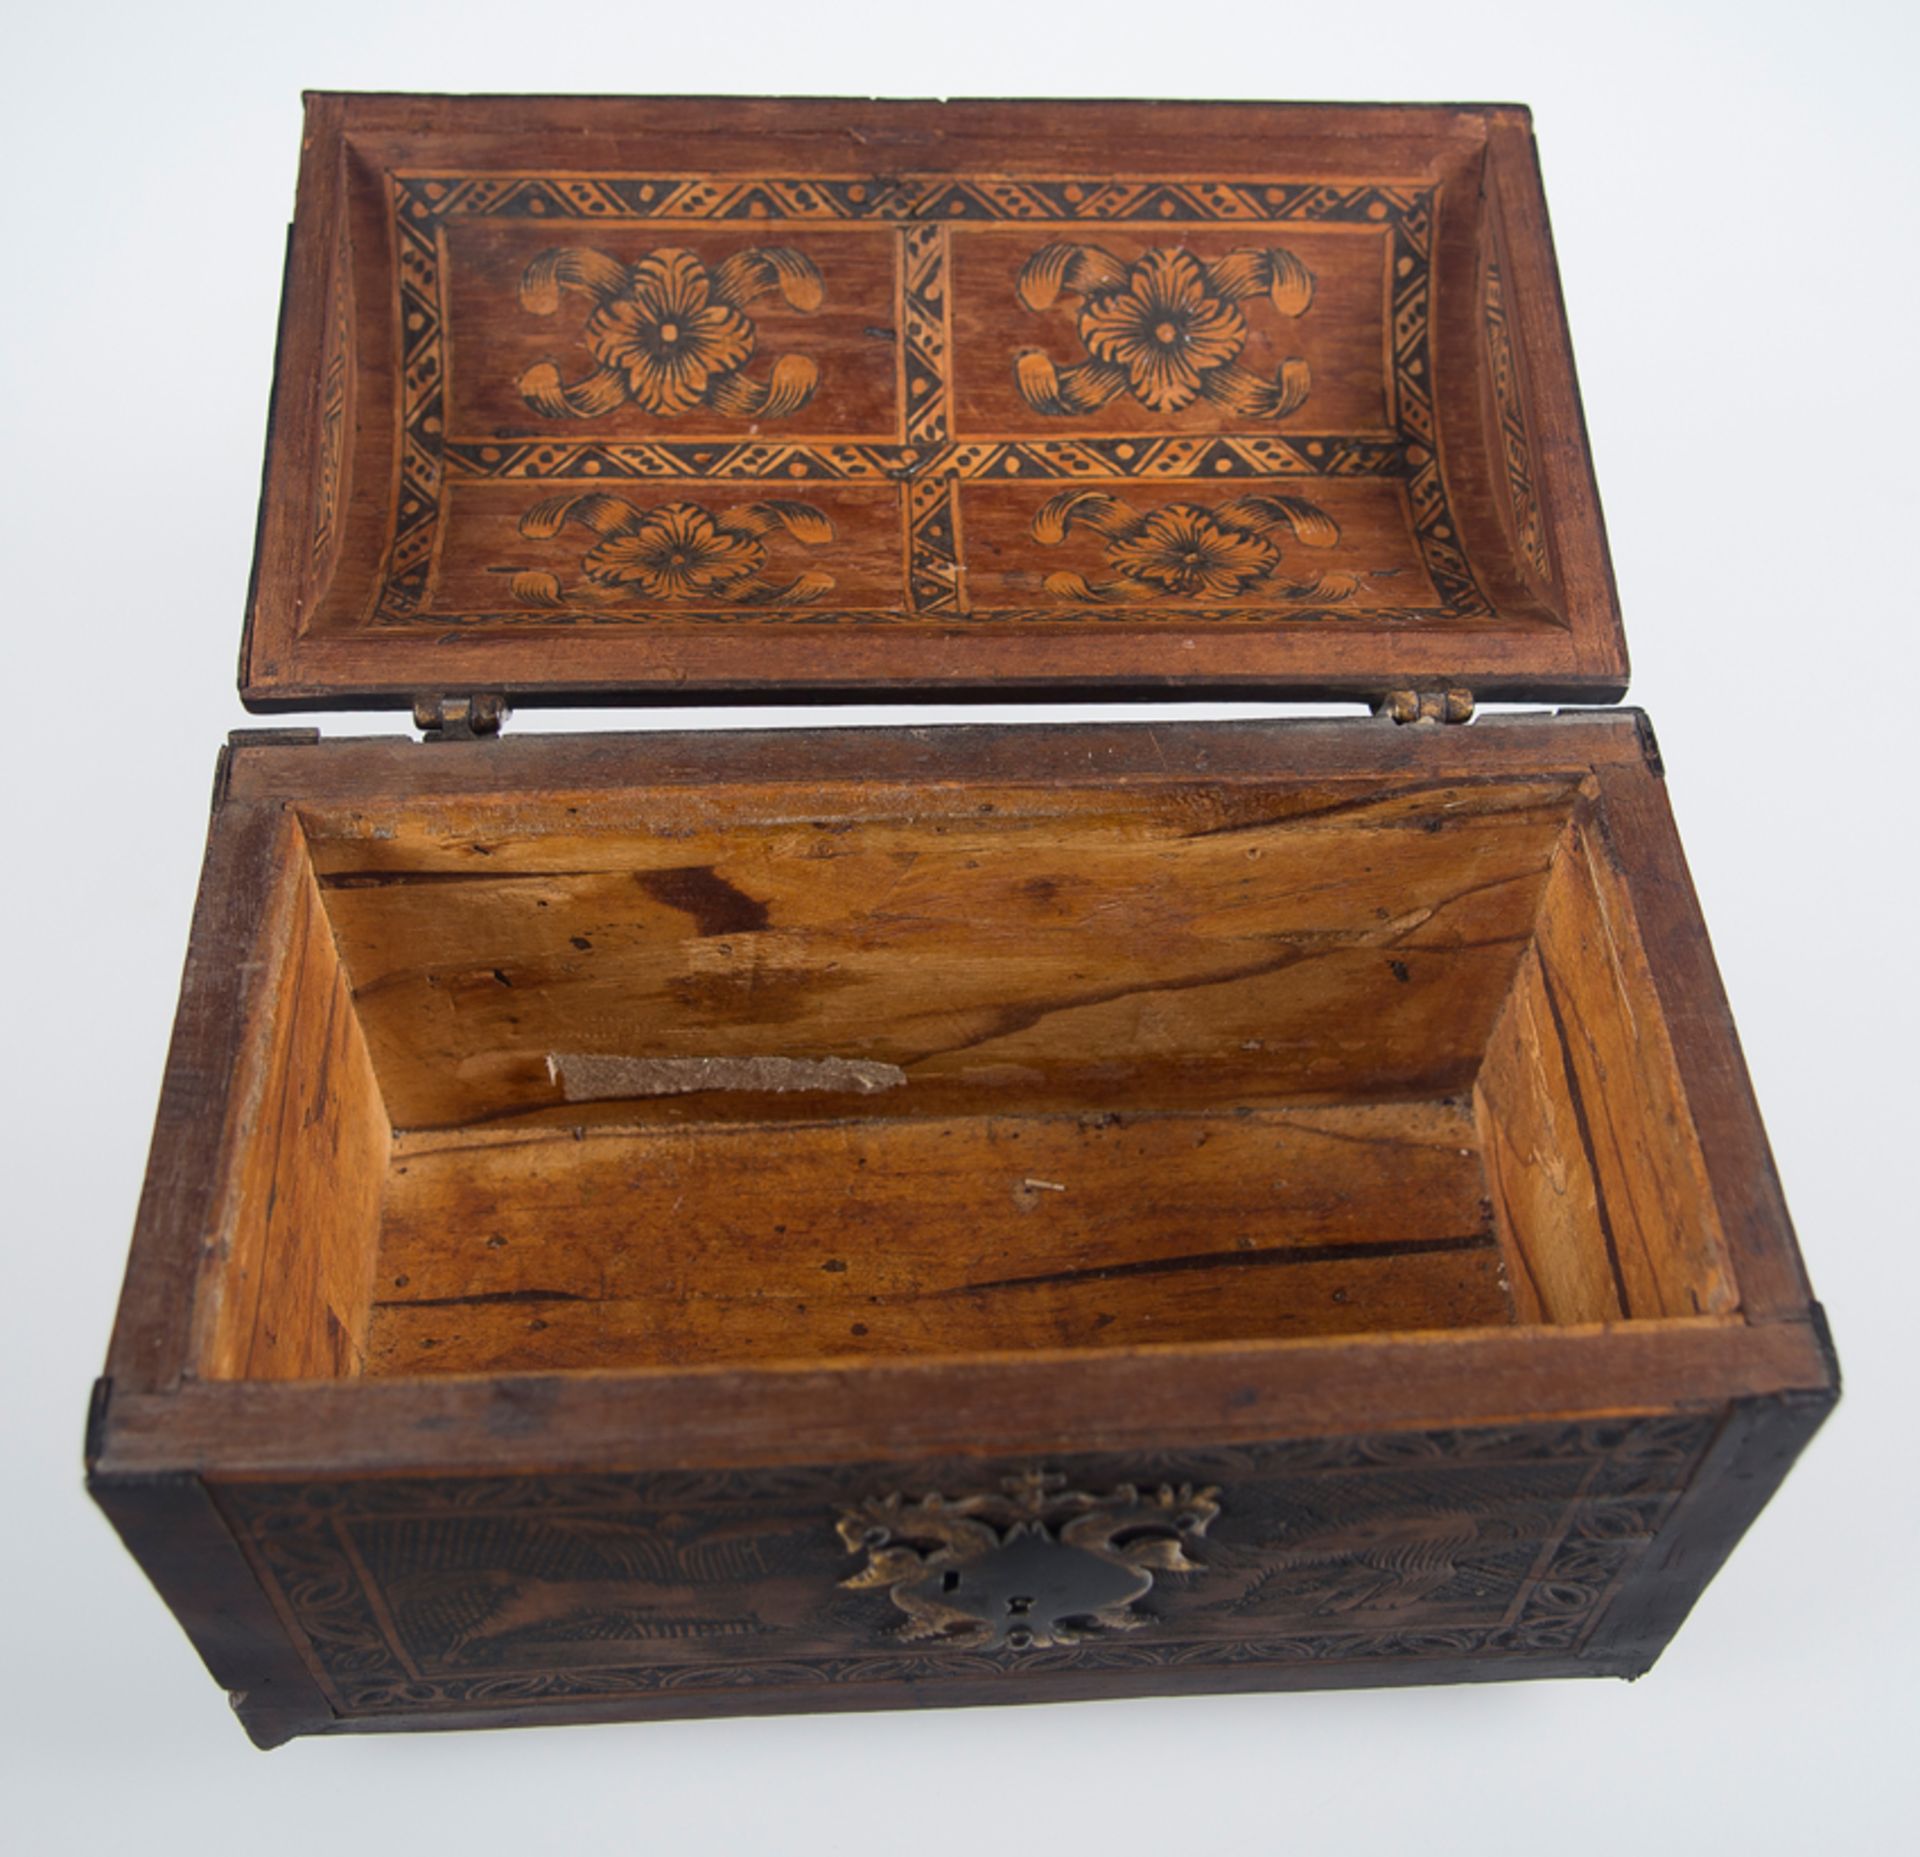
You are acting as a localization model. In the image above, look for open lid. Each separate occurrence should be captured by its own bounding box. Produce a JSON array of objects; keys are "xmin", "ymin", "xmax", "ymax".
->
[{"xmin": 242, "ymin": 94, "xmax": 1626, "ymax": 710}]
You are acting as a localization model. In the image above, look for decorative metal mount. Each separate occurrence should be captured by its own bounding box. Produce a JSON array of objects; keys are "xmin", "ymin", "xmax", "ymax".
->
[{"xmin": 838, "ymin": 1471, "xmax": 1219, "ymax": 1650}]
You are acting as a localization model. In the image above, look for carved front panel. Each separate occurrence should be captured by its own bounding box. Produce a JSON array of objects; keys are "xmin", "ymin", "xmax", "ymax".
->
[{"xmin": 215, "ymin": 1415, "xmax": 1716, "ymax": 1720}]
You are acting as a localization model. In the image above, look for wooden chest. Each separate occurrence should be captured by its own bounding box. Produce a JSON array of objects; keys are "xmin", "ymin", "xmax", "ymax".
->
[{"xmin": 88, "ymin": 94, "xmax": 1836, "ymax": 1747}]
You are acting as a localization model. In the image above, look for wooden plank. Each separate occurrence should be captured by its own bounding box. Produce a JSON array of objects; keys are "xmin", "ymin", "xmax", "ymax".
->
[
  {"xmin": 369, "ymin": 1101, "xmax": 1505, "ymax": 1371},
  {"xmin": 92, "ymin": 1319, "xmax": 1832, "ymax": 1482},
  {"xmin": 1591, "ymin": 759, "xmax": 1816, "ymax": 1322},
  {"xmin": 383, "ymin": 1101, "xmax": 1490, "ymax": 1301},
  {"xmin": 223, "ymin": 714, "xmax": 1649, "ymax": 810},
  {"xmin": 201, "ymin": 861, "xmax": 391, "ymax": 1380},
  {"xmin": 1475, "ymin": 946, "xmax": 1623, "ymax": 1323},
  {"xmin": 299, "ymin": 773, "xmax": 1590, "ymax": 875},
  {"xmin": 1474, "ymin": 791, "xmax": 1740, "ymax": 1326},
  {"xmin": 1531, "ymin": 814, "xmax": 1738, "ymax": 1318},
  {"xmin": 366, "ymin": 1246, "xmax": 1510, "ymax": 1371},
  {"xmin": 308, "ymin": 774, "xmax": 1571, "ymax": 1130},
  {"xmin": 104, "ymin": 785, "xmax": 301, "ymax": 1394}
]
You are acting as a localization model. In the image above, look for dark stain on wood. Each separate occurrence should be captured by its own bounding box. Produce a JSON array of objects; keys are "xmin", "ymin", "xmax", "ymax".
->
[{"xmin": 635, "ymin": 865, "xmax": 772, "ymax": 936}]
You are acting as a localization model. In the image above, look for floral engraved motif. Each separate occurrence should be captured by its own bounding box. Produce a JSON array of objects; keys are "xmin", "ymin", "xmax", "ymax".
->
[
  {"xmin": 1107, "ymin": 506, "xmax": 1278, "ymax": 598},
  {"xmin": 511, "ymin": 494, "xmax": 835, "ymax": 608},
  {"xmin": 1279, "ymin": 1512, "xmax": 1484, "ymax": 1614},
  {"xmin": 1014, "ymin": 243, "xmax": 1314, "ymax": 418},
  {"xmin": 517, "ymin": 245, "xmax": 825, "ymax": 419},
  {"xmin": 838, "ymin": 1471, "xmax": 1218, "ymax": 1651},
  {"xmin": 1032, "ymin": 487, "xmax": 1359, "ymax": 604}
]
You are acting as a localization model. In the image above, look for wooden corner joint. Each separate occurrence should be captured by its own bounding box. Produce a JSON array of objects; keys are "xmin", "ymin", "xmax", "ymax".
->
[{"xmin": 1374, "ymin": 687, "xmax": 1476, "ymax": 725}]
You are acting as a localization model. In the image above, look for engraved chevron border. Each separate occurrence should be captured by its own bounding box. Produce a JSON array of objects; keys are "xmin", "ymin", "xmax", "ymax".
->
[
  {"xmin": 1484, "ymin": 260, "xmax": 1552, "ymax": 584},
  {"xmin": 370, "ymin": 172, "xmax": 1492, "ymax": 628},
  {"xmin": 311, "ymin": 219, "xmax": 352, "ymax": 572}
]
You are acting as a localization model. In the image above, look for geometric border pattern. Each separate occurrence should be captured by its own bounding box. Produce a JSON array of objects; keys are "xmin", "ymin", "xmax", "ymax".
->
[
  {"xmin": 371, "ymin": 172, "xmax": 1495, "ymax": 629},
  {"xmin": 216, "ymin": 1414, "xmax": 1716, "ymax": 1718},
  {"xmin": 310, "ymin": 219, "xmax": 352, "ymax": 575},
  {"xmin": 1483, "ymin": 260, "xmax": 1552, "ymax": 584}
]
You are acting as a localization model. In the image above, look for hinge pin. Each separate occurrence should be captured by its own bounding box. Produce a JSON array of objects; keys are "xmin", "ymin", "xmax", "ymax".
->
[
  {"xmin": 413, "ymin": 694, "xmax": 508, "ymax": 741},
  {"xmin": 1374, "ymin": 687, "xmax": 1475, "ymax": 725}
]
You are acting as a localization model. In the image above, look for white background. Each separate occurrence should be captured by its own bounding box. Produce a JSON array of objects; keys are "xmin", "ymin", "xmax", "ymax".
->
[{"xmin": 2, "ymin": 2, "xmax": 1914, "ymax": 1848}]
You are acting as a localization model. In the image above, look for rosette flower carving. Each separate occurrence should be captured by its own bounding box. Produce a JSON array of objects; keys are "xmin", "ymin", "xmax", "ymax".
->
[
  {"xmin": 1014, "ymin": 243, "xmax": 1315, "ymax": 418},
  {"xmin": 1032, "ymin": 488, "xmax": 1344, "ymax": 603},
  {"xmin": 517, "ymin": 245, "xmax": 825, "ymax": 419},
  {"xmin": 510, "ymin": 494, "xmax": 836, "ymax": 608}
]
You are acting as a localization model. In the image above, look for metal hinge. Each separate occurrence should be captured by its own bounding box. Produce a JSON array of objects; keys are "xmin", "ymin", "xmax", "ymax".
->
[
  {"xmin": 1373, "ymin": 687, "xmax": 1475, "ymax": 725},
  {"xmin": 413, "ymin": 693, "xmax": 509, "ymax": 741}
]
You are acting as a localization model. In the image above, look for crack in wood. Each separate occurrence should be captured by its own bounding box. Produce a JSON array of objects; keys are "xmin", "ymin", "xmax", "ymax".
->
[
  {"xmin": 372, "ymin": 1288, "xmax": 589, "ymax": 1310},
  {"xmin": 951, "ymin": 1232, "xmax": 1496, "ymax": 1296}
]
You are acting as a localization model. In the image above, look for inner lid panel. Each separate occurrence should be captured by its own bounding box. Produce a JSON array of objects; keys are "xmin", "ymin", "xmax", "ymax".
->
[{"xmin": 244, "ymin": 96, "xmax": 1626, "ymax": 708}]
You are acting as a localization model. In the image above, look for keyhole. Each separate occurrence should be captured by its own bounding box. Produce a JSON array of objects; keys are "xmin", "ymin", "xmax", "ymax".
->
[{"xmin": 941, "ymin": 1570, "xmax": 961, "ymax": 1593}]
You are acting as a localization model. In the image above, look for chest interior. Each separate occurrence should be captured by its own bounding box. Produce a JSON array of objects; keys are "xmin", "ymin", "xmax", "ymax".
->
[{"xmin": 193, "ymin": 753, "xmax": 1738, "ymax": 1384}]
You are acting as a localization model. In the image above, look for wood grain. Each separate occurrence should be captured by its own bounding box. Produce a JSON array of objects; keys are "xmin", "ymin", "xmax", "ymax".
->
[
  {"xmin": 104, "ymin": 785, "xmax": 295, "ymax": 1394},
  {"xmin": 1533, "ymin": 815, "xmax": 1737, "ymax": 1317},
  {"xmin": 1477, "ymin": 946, "xmax": 1620, "ymax": 1322},
  {"xmin": 304, "ymin": 774, "xmax": 1578, "ymax": 1132},
  {"xmin": 1476, "ymin": 811, "xmax": 1737, "ymax": 1323},
  {"xmin": 1587, "ymin": 760, "xmax": 1816, "ymax": 1322},
  {"xmin": 200, "ymin": 850, "xmax": 390, "ymax": 1380},
  {"xmin": 102, "ymin": 1316, "xmax": 1832, "ymax": 1483},
  {"xmin": 368, "ymin": 1100, "xmax": 1508, "ymax": 1372}
]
